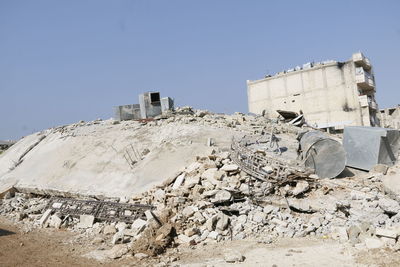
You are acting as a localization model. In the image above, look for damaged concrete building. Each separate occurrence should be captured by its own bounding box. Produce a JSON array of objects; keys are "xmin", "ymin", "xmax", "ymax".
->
[
  {"xmin": 379, "ymin": 105, "xmax": 400, "ymax": 129},
  {"xmin": 114, "ymin": 92, "xmax": 174, "ymax": 121},
  {"xmin": 247, "ymin": 52, "xmax": 379, "ymax": 130}
]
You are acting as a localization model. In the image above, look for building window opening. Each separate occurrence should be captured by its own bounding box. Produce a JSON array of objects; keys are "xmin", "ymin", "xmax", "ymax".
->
[{"xmin": 150, "ymin": 93, "xmax": 160, "ymax": 103}]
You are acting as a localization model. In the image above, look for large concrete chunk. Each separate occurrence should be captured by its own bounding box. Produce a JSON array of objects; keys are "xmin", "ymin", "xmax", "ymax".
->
[
  {"xmin": 343, "ymin": 126, "xmax": 400, "ymax": 171},
  {"xmin": 77, "ymin": 215, "xmax": 95, "ymax": 229},
  {"xmin": 0, "ymin": 121, "xmax": 235, "ymax": 198}
]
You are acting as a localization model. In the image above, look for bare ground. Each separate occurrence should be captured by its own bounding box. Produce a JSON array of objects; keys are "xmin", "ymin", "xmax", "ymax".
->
[{"xmin": 2, "ymin": 216, "xmax": 400, "ymax": 267}]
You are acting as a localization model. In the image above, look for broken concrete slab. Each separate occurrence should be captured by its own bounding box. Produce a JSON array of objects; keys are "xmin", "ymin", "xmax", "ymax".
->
[
  {"xmin": 39, "ymin": 209, "xmax": 52, "ymax": 226},
  {"xmin": 212, "ymin": 190, "xmax": 232, "ymax": 204},
  {"xmin": 220, "ymin": 164, "xmax": 239, "ymax": 172},
  {"xmin": 365, "ymin": 237, "xmax": 384, "ymax": 249},
  {"xmin": 77, "ymin": 215, "xmax": 95, "ymax": 229},
  {"xmin": 370, "ymin": 164, "xmax": 389, "ymax": 175},
  {"xmin": 49, "ymin": 214, "xmax": 62, "ymax": 229},
  {"xmin": 103, "ymin": 224, "xmax": 117, "ymax": 235},
  {"xmin": 375, "ymin": 228, "xmax": 398, "ymax": 239},
  {"xmin": 0, "ymin": 122, "xmax": 235, "ymax": 199},
  {"xmin": 292, "ymin": 181, "xmax": 309, "ymax": 196},
  {"xmin": 172, "ymin": 173, "xmax": 186, "ymax": 190},
  {"xmin": 378, "ymin": 198, "xmax": 400, "ymax": 215}
]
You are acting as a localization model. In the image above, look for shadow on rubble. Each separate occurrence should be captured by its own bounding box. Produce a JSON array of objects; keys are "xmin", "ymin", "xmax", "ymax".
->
[
  {"xmin": 336, "ymin": 167, "xmax": 356, "ymax": 178},
  {"xmin": 0, "ymin": 228, "xmax": 15, "ymax": 237},
  {"xmin": 274, "ymin": 147, "xmax": 288, "ymax": 153}
]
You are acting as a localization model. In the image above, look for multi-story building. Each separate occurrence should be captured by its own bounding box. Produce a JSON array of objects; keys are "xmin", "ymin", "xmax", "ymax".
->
[{"xmin": 247, "ymin": 52, "xmax": 379, "ymax": 130}]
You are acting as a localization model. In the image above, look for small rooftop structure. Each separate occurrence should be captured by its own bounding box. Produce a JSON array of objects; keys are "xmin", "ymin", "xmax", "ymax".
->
[{"xmin": 114, "ymin": 92, "xmax": 174, "ymax": 121}]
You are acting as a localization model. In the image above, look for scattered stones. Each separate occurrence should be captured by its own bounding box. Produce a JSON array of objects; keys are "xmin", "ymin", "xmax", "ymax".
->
[
  {"xmin": 224, "ymin": 250, "xmax": 245, "ymax": 263},
  {"xmin": 4, "ymin": 111, "xmax": 400, "ymax": 261}
]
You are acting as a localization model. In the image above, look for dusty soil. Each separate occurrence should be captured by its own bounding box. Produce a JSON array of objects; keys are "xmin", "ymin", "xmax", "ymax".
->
[
  {"xmin": 0, "ymin": 217, "xmax": 102, "ymax": 267},
  {"xmin": 2, "ymin": 216, "xmax": 400, "ymax": 267}
]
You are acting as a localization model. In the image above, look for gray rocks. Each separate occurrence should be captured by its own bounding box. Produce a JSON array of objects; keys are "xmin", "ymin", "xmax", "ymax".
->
[
  {"xmin": 224, "ymin": 250, "xmax": 245, "ymax": 263},
  {"xmin": 220, "ymin": 164, "xmax": 239, "ymax": 172},
  {"xmin": 216, "ymin": 213, "xmax": 230, "ymax": 231},
  {"xmin": 251, "ymin": 211, "xmax": 266, "ymax": 224},
  {"xmin": 212, "ymin": 190, "xmax": 232, "ymax": 204},
  {"xmin": 108, "ymin": 244, "xmax": 128, "ymax": 259},
  {"xmin": 378, "ymin": 198, "xmax": 400, "ymax": 215},
  {"xmin": 292, "ymin": 181, "xmax": 309, "ymax": 196}
]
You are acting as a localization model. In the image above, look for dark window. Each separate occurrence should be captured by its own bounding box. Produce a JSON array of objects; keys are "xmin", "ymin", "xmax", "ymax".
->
[{"xmin": 150, "ymin": 93, "xmax": 160, "ymax": 103}]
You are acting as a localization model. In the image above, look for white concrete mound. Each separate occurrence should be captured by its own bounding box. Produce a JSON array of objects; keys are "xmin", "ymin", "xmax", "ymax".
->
[{"xmin": 0, "ymin": 119, "xmax": 236, "ymax": 198}]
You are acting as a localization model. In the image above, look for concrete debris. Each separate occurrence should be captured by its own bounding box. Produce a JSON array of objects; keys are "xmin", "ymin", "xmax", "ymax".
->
[
  {"xmin": 77, "ymin": 215, "xmax": 95, "ymax": 229},
  {"xmin": 224, "ymin": 250, "xmax": 245, "ymax": 263},
  {"xmin": 48, "ymin": 214, "xmax": 62, "ymax": 229},
  {"xmin": 365, "ymin": 238, "xmax": 384, "ymax": 249},
  {"xmin": 39, "ymin": 209, "xmax": 52, "ymax": 226},
  {"xmin": 3, "ymin": 107, "xmax": 400, "ymax": 262},
  {"xmin": 172, "ymin": 173, "xmax": 186, "ymax": 190},
  {"xmin": 103, "ymin": 224, "xmax": 117, "ymax": 235},
  {"xmin": 292, "ymin": 181, "xmax": 310, "ymax": 196},
  {"xmin": 378, "ymin": 198, "xmax": 400, "ymax": 215},
  {"xmin": 370, "ymin": 164, "xmax": 389, "ymax": 175},
  {"xmin": 220, "ymin": 164, "xmax": 239, "ymax": 172}
]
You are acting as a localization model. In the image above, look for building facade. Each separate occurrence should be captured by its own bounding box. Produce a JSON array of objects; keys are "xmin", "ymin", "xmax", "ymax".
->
[
  {"xmin": 247, "ymin": 52, "xmax": 379, "ymax": 130},
  {"xmin": 379, "ymin": 106, "xmax": 400, "ymax": 129}
]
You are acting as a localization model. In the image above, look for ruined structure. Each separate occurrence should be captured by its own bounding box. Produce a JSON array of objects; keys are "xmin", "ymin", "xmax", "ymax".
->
[
  {"xmin": 247, "ymin": 52, "xmax": 379, "ymax": 130},
  {"xmin": 379, "ymin": 106, "xmax": 400, "ymax": 129},
  {"xmin": 114, "ymin": 92, "xmax": 174, "ymax": 121}
]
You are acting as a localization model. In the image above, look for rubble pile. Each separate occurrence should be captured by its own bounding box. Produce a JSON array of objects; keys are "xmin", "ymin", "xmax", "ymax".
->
[{"xmin": 2, "ymin": 108, "xmax": 400, "ymax": 263}]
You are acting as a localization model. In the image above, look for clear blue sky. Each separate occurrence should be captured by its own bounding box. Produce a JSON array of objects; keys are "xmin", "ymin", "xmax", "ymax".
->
[{"xmin": 1, "ymin": 0, "xmax": 399, "ymax": 140}]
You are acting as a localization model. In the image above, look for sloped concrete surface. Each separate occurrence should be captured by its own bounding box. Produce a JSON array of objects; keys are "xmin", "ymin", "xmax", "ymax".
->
[{"xmin": 0, "ymin": 119, "xmax": 236, "ymax": 198}]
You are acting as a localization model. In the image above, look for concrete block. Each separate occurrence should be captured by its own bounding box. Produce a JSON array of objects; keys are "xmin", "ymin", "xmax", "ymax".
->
[
  {"xmin": 131, "ymin": 218, "xmax": 147, "ymax": 230},
  {"xmin": 39, "ymin": 209, "xmax": 52, "ymax": 226},
  {"xmin": 103, "ymin": 225, "xmax": 117, "ymax": 235},
  {"xmin": 224, "ymin": 250, "xmax": 245, "ymax": 263},
  {"xmin": 172, "ymin": 173, "xmax": 185, "ymax": 190},
  {"xmin": 221, "ymin": 164, "xmax": 239, "ymax": 172},
  {"xmin": 49, "ymin": 214, "xmax": 62, "ymax": 229},
  {"xmin": 375, "ymin": 228, "xmax": 398, "ymax": 239},
  {"xmin": 370, "ymin": 164, "xmax": 389, "ymax": 175},
  {"xmin": 365, "ymin": 237, "xmax": 384, "ymax": 249},
  {"xmin": 77, "ymin": 215, "xmax": 95, "ymax": 229}
]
